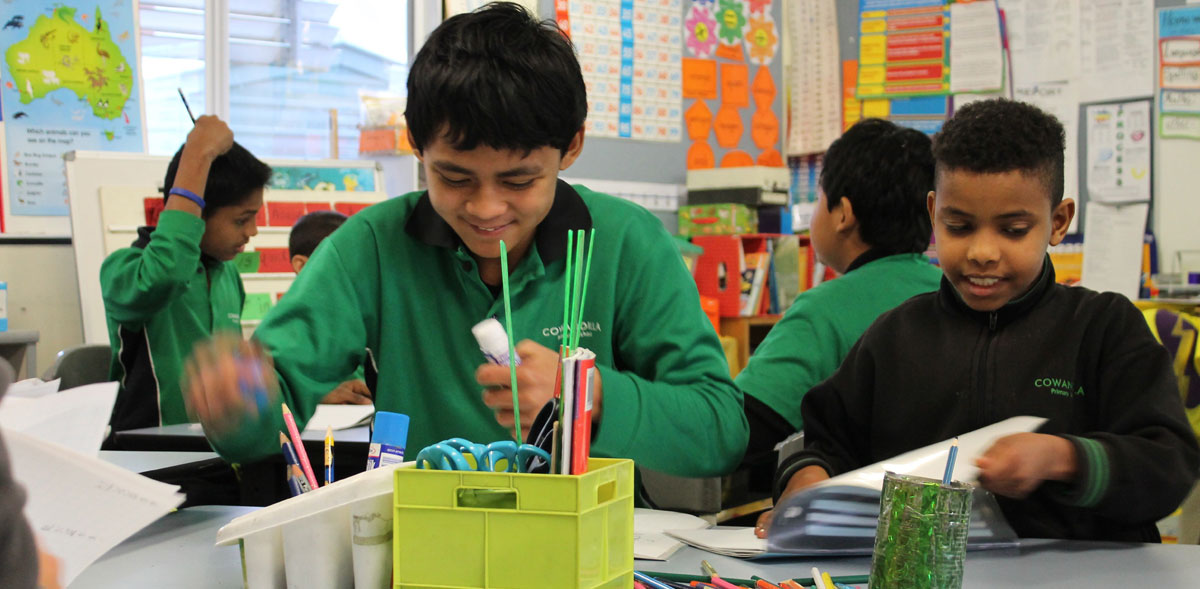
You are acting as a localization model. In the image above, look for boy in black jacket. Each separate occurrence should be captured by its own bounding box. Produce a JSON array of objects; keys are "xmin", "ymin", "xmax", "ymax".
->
[{"xmin": 761, "ymin": 99, "xmax": 1200, "ymax": 542}]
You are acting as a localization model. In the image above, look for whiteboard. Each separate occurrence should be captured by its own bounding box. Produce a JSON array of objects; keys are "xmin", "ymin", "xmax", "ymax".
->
[{"xmin": 65, "ymin": 151, "xmax": 388, "ymax": 343}]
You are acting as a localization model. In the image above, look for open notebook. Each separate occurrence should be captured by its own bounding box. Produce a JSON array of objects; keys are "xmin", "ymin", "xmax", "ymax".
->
[{"xmin": 668, "ymin": 416, "xmax": 1044, "ymax": 558}]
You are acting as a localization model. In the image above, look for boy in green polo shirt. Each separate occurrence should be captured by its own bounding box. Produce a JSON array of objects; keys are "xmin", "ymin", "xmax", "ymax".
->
[
  {"xmin": 736, "ymin": 119, "xmax": 942, "ymax": 489},
  {"xmin": 183, "ymin": 3, "xmax": 747, "ymax": 476},
  {"xmin": 102, "ymin": 116, "xmax": 270, "ymax": 433}
]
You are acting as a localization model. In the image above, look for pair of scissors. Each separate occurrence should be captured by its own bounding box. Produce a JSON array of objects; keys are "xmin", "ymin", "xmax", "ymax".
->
[{"xmin": 415, "ymin": 438, "xmax": 550, "ymax": 473}]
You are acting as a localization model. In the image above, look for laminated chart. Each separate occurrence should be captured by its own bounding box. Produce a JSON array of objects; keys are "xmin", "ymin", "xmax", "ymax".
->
[
  {"xmin": 856, "ymin": 0, "xmax": 951, "ymax": 99},
  {"xmin": 1158, "ymin": 6, "xmax": 1200, "ymax": 140},
  {"xmin": 563, "ymin": 0, "xmax": 683, "ymax": 141}
]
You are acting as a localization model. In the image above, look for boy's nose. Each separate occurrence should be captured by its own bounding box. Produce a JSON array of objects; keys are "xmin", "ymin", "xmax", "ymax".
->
[
  {"xmin": 465, "ymin": 186, "xmax": 507, "ymax": 220},
  {"xmin": 966, "ymin": 236, "xmax": 1000, "ymax": 266}
]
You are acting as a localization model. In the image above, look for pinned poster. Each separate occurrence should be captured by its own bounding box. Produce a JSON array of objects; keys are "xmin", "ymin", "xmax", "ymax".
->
[
  {"xmin": 856, "ymin": 0, "xmax": 951, "ymax": 99},
  {"xmin": 714, "ymin": 105, "xmax": 744, "ymax": 148},
  {"xmin": 997, "ymin": 0, "xmax": 1079, "ymax": 88},
  {"xmin": 1081, "ymin": 202, "xmax": 1150, "ymax": 300},
  {"xmin": 720, "ymin": 151, "xmax": 755, "ymax": 167},
  {"xmin": 1085, "ymin": 100, "xmax": 1152, "ymax": 204},
  {"xmin": 688, "ymin": 141, "xmax": 716, "ymax": 170},
  {"xmin": 751, "ymin": 108, "xmax": 779, "ymax": 149},
  {"xmin": 716, "ymin": 43, "xmax": 744, "ymax": 62},
  {"xmin": 744, "ymin": 12, "xmax": 779, "ymax": 65},
  {"xmin": 715, "ymin": 0, "xmax": 748, "ymax": 48},
  {"xmin": 267, "ymin": 201, "xmax": 306, "ymax": 227},
  {"xmin": 843, "ymin": 61, "xmax": 863, "ymax": 131},
  {"xmin": 752, "ymin": 66, "xmax": 776, "ymax": 108},
  {"xmin": 685, "ymin": 100, "xmax": 714, "ymax": 140},
  {"xmin": 785, "ymin": 0, "xmax": 841, "ymax": 155},
  {"xmin": 686, "ymin": 3, "xmax": 718, "ymax": 58},
  {"xmin": 949, "ymin": 0, "xmax": 1004, "ymax": 94},
  {"xmin": 1158, "ymin": 5, "xmax": 1200, "ymax": 140},
  {"xmin": 720, "ymin": 63, "xmax": 750, "ymax": 106},
  {"xmin": 683, "ymin": 58, "xmax": 719, "ymax": 99},
  {"xmin": 1079, "ymin": 0, "xmax": 1154, "ymax": 103},
  {"xmin": 757, "ymin": 148, "xmax": 783, "ymax": 167}
]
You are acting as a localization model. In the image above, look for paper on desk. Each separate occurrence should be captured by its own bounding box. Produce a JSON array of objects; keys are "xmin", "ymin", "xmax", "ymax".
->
[
  {"xmin": 5, "ymin": 377, "xmax": 61, "ymax": 398},
  {"xmin": 665, "ymin": 527, "xmax": 766, "ymax": 559},
  {"xmin": 633, "ymin": 508, "xmax": 711, "ymax": 560},
  {"xmin": 0, "ymin": 381, "xmax": 117, "ymax": 455},
  {"xmin": 304, "ymin": 404, "xmax": 374, "ymax": 432},
  {"xmin": 4, "ymin": 427, "xmax": 185, "ymax": 585}
]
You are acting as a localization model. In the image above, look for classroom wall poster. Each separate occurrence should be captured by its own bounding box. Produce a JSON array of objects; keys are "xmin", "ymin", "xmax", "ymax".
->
[
  {"xmin": 1078, "ymin": 0, "xmax": 1154, "ymax": 104},
  {"xmin": 784, "ymin": 0, "xmax": 840, "ymax": 156},
  {"xmin": 856, "ymin": 0, "xmax": 951, "ymax": 100},
  {"xmin": 683, "ymin": 0, "xmax": 782, "ymax": 169},
  {"xmin": 0, "ymin": 1, "xmax": 144, "ymax": 217},
  {"xmin": 1158, "ymin": 5, "xmax": 1200, "ymax": 140},
  {"xmin": 565, "ymin": 0, "xmax": 683, "ymax": 142},
  {"xmin": 948, "ymin": 0, "xmax": 1004, "ymax": 94},
  {"xmin": 1085, "ymin": 99, "xmax": 1152, "ymax": 204}
]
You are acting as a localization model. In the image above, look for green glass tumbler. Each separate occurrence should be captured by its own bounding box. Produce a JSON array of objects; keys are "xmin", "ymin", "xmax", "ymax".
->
[{"xmin": 869, "ymin": 472, "xmax": 973, "ymax": 589}]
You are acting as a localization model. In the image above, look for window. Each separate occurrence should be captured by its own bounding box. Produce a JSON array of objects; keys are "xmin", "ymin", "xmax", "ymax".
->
[{"xmin": 140, "ymin": 0, "xmax": 410, "ymax": 160}]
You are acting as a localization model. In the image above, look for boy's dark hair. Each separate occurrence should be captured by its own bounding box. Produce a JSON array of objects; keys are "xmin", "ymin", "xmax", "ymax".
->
[
  {"xmin": 933, "ymin": 98, "xmax": 1065, "ymax": 208},
  {"xmin": 162, "ymin": 142, "xmax": 272, "ymax": 218},
  {"xmin": 289, "ymin": 210, "xmax": 348, "ymax": 258},
  {"xmin": 820, "ymin": 118, "xmax": 935, "ymax": 255},
  {"xmin": 405, "ymin": 2, "xmax": 586, "ymax": 155}
]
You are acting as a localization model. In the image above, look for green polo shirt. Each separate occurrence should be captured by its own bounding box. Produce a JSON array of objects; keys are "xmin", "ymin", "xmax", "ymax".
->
[{"xmin": 210, "ymin": 181, "xmax": 747, "ymax": 476}]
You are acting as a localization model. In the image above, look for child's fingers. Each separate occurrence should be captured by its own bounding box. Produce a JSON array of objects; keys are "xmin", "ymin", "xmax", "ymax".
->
[{"xmin": 475, "ymin": 363, "xmax": 510, "ymax": 387}]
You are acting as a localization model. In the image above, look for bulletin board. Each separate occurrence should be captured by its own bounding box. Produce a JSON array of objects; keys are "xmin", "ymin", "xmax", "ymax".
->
[{"xmin": 64, "ymin": 151, "xmax": 387, "ymax": 344}]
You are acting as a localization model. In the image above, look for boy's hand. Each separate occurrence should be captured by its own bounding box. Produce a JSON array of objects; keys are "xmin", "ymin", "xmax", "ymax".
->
[
  {"xmin": 755, "ymin": 465, "xmax": 830, "ymax": 538},
  {"xmin": 182, "ymin": 115, "xmax": 235, "ymax": 162},
  {"xmin": 184, "ymin": 333, "xmax": 278, "ymax": 436},
  {"xmin": 478, "ymin": 339, "xmax": 602, "ymax": 440},
  {"xmin": 975, "ymin": 433, "xmax": 1077, "ymax": 498},
  {"xmin": 37, "ymin": 544, "xmax": 61, "ymax": 589},
  {"xmin": 321, "ymin": 379, "xmax": 372, "ymax": 405}
]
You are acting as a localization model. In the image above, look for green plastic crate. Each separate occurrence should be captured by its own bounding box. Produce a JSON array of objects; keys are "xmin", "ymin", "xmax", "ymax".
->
[{"xmin": 393, "ymin": 458, "xmax": 634, "ymax": 589}]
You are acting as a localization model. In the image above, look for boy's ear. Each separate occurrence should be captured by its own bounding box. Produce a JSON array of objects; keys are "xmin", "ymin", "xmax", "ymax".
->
[
  {"xmin": 834, "ymin": 196, "xmax": 858, "ymax": 234},
  {"xmin": 290, "ymin": 254, "xmax": 308, "ymax": 274},
  {"xmin": 558, "ymin": 129, "xmax": 586, "ymax": 170},
  {"xmin": 1048, "ymin": 198, "xmax": 1075, "ymax": 246},
  {"xmin": 407, "ymin": 129, "xmax": 422, "ymax": 161},
  {"xmin": 926, "ymin": 190, "xmax": 937, "ymax": 224}
]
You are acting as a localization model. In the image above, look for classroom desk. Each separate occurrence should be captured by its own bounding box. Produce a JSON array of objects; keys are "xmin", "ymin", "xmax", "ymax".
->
[
  {"xmin": 99, "ymin": 450, "xmax": 221, "ymax": 474},
  {"xmin": 0, "ymin": 329, "xmax": 38, "ymax": 379},
  {"xmin": 72, "ymin": 504, "xmax": 1200, "ymax": 588},
  {"xmin": 111, "ymin": 422, "xmax": 371, "ymax": 452}
]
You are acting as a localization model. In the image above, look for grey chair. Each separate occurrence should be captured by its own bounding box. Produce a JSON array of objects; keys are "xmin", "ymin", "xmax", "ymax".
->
[{"xmin": 43, "ymin": 344, "xmax": 111, "ymax": 390}]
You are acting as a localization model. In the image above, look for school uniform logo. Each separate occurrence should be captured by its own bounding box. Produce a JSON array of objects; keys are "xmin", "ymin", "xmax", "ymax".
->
[
  {"xmin": 1034, "ymin": 377, "xmax": 1084, "ymax": 398},
  {"xmin": 542, "ymin": 321, "xmax": 603, "ymax": 340}
]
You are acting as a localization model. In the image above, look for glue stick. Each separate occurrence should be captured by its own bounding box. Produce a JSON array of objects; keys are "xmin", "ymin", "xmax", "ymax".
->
[
  {"xmin": 472, "ymin": 318, "xmax": 520, "ymax": 366},
  {"xmin": 365, "ymin": 411, "xmax": 409, "ymax": 470}
]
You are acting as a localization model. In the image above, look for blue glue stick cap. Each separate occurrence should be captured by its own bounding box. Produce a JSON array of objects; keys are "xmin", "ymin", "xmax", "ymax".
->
[{"xmin": 370, "ymin": 411, "xmax": 410, "ymax": 447}]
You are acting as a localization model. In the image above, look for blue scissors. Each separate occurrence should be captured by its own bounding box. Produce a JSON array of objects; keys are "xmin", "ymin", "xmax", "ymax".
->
[{"xmin": 415, "ymin": 438, "xmax": 550, "ymax": 473}]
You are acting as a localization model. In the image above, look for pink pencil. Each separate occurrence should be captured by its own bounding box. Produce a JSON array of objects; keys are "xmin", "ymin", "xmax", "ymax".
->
[{"xmin": 281, "ymin": 403, "xmax": 319, "ymax": 490}]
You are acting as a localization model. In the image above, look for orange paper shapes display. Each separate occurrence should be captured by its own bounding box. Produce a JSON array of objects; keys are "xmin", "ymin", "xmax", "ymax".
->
[
  {"xmin": 683, "ymin": 58, "xmax": 718, "ymax": 99},
  {"xmin": 720, "ymin": 63, "xmax": 750, "ymax": 107},
  {"xmin": 685, "ymin": 101, "xmax": 713, "ymax": 140},
  {"xmin": 715, "ymin": 42, "xmax": 744, "ymax": 62},
  {"xmin": 757, "ymin": 148, "xmax": 784, "ymax": 167},
  {"xmin": 751, "ymin": 108, "xmax": 779, "ymax": 150},
  {"xmin": 752, "ymin": 66, "xmax": 776, "ymax": 109},
  {"xmin": 720, "ymin": 151, "xmax": 755, "ymax": 167},
  {"xmin": 688, "ymin": 141, "xmax": 716, "ymax": 170},
  {"xmin": 713, "ymin": 105, "xmax": 744, "ymax": 148}
]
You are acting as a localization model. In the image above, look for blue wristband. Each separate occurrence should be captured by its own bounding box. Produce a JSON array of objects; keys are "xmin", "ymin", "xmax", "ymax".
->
[{"xmin": 168, "ymin": 187, "xmax": 205, "ymax": 209}]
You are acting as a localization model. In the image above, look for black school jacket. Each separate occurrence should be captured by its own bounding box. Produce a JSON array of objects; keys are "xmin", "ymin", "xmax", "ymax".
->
[{"xmin": 777, "ymin": 260, "xmax": 1200, "ymax": 542}]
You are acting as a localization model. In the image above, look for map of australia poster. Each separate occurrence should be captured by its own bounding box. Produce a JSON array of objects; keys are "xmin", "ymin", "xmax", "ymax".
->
[{"xmin": 1, "ymin": 1, "xmax": 144, "ymax": 217}]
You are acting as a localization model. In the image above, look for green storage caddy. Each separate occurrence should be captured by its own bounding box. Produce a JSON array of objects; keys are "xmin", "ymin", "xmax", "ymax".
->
[{"xmin": 393, "ymin": 457, "xmax": 634, "ymax": 588}]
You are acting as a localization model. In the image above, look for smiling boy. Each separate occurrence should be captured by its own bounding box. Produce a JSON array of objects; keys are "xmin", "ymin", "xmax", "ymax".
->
[
  {"xmin": 763, "ymin": 99, "xmax": 1199, "ymax": 541},
  {"xmin": 183, "ymin": 3, "xmax": 747, "ymax": 476},
  {"xmin": 101, "ymin": 116, "xmax": 270, "ymax": 433}
]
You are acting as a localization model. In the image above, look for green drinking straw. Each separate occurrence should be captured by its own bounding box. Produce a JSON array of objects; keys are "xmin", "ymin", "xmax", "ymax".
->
[
  {"xmin": 498, "ymin": 239, "xmax": 522, "ymax": 444},
  {"xmin": 569, "ymin": 230, "xmax": 586, "ymax": 351},
  {"xmin": 573, "ymin": 229, "xmax": 596, "ymax": 350}
]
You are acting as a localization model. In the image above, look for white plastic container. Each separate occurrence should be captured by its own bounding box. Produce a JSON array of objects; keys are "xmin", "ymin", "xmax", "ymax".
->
[{"xmin": 216, "ymin": 462, "xmax": 403, "ymax": 589}]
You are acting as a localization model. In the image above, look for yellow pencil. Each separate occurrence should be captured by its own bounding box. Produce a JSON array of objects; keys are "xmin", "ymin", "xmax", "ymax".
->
[{"xmin": 324, "ymin": 425, "xmax": 334, "ymax": 486}]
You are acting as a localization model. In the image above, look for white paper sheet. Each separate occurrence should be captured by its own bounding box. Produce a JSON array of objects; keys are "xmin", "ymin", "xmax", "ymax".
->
[
  {"xmin": 303, "ymin": 404, "xmax": 375, "ymax": 433},
  {"xmin": 999, "ymin": 0, "xmax": 1080, "ymax": 87},
  {"xmin": 950, "ymin": 1, "xmax": 1005, "ymax": 93},
  {"xmin": 1081, "ymin": 202, "xmax": 1149, "ymax": 300},
  {"xmin": 0, "ymin": 381, "xmax": 117, "ymax": 456},
  {"xmin": 4, "ymin": 377, "xmax": 61, "ymax": 398},
  {"xmin": 785, "ymin": 0, "xmax": 841, "ymax": 156},
  {"xmin": 1078, "ymin": 0, "xmax": 1155, "ymax": 102},
  {"xmin": 633, "ymin": 508, "xmax": 711, "ymax": 560},
  {"xmin": 665, "ymin": 526, "xmax": 767, "ymax": 558},
  {"xmin": 1085, "ymin": 100, "xmax": 1152, "ymax": 204},
  {"xmin": 4, "ymin": 428, "xmax": 184, "ymax": 585}
]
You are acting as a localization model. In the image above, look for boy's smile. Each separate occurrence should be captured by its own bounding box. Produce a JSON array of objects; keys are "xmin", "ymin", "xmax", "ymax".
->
[
  {"xmin": 929, "ymin": 169, "xmax": 1074, "ymax": 312},
  {"xmin": 417, "ymin": 129, "xmax": 584, "ymax": 285}
]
